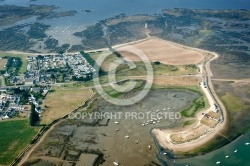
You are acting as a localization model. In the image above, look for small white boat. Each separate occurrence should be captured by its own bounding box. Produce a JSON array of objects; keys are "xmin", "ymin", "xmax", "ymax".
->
[
  {"xmin": 163, "ymin": 152, "xmax": 167, "ymax": 155},
  {"xmin": 115, "ymin": 121, "xmax": 119, "ymax": 124},
  {"xmin": 125, "ymin": 135, "xmax": 130, "ymax": 138},
  {"xmin": 225, "ymin": 155, "xmax": 229, "ymax": 158},
  {"xmin": 245, "ymin": 142, "xmax": 250, "ymax": 145},
  {"xmin": 113, "ymin": 162, "xmax": 119, "ymax": 166},
  {"xmin": 216, "ymin": 161, "xmax": 221, "ymax": 164},
  {"xmin": 234, "ymin": 150, "xmax": 238, "ymax": 153},
  {"xmin": 163, "ymin": 108, "xmax": 166, "ymax": 111},
  {"xmin": 148, "ymin": 145, "xmax": 151, "ymax": 149}
]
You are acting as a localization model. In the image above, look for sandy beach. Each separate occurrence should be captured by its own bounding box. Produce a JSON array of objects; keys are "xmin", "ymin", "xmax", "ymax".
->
[{"xmin": 152, "ymin": 50, "xmax": 228, "ymax": 154}]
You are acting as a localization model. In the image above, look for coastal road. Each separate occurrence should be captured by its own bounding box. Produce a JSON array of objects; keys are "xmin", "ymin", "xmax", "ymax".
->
[{"xmin": 152, "ymin": 50, "xmax": 229, "ymax": 153}]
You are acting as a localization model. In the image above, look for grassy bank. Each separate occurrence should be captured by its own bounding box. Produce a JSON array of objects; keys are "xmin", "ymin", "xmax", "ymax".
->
[
  {"xmin": 183, "ymin": 120, "xmax": 196, "ymax": 127},
  {"xmin": 0, "ymin": 119, "xmax": 39, "ymax": 165},
  {"xmin": 181, "ymin": 96, "xmax": 206, "ymax": 117},
  {"xmin": 178, "ymin": 81, "xmax": 250, "ymax": 157}
]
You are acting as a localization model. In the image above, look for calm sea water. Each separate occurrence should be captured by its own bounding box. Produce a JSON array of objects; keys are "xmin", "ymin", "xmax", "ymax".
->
[
  {"xmin": 1, "ymin": 0, "xmax": 250, "ymax": 27},
  {"xmin": 174, "ymin": 133, "xmax": 250, "ymax": 166}
]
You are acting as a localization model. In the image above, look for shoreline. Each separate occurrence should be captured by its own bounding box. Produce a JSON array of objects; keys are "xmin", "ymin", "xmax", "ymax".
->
[
  {"xmin": 3, "ymin": 37, "xmax": 150, "ymax": 56},
  {"xmin": 2, "ymin": 36, "xmax": 229, "ymax": 164},
  {"xmin": 151, "ymin": 47, "xmax": 228, "ymax": 155}
]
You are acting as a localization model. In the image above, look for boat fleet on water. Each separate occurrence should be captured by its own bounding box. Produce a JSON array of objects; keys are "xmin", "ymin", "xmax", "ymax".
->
[
  {"xmin": 215, "ymin": 142, "xmax": 249, "ymax": 165},
  {"xmin": 112, "ymin": 112, "xmax": 249, "ymax": 165},
  {"xmin": 112, "ymin": 141, "xmax": 250, "ymax": 165}
]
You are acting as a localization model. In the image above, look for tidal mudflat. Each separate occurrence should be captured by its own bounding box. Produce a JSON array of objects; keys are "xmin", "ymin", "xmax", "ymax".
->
[{"xmin": 24, "ymin": 89, "xmax": 198, "ymax": 166}]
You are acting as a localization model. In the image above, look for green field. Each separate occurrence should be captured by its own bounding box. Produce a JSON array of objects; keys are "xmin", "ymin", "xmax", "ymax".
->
[
  {"xmin": 0, "ymin": 120, "xmax": 39, "ymax": 165},
  {"xmin": 0, "ymin": 52, "xmax": 28, "ymax": 74}
]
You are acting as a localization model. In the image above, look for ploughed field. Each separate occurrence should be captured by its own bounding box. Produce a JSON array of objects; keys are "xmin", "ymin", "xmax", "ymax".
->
[
  {"xmin": 23, "ymin": 89, "xmax": 198, "ymax": 166},
  {"xmin": 119, "ymin": 38, "xmax": 204, "ymax": 65}
]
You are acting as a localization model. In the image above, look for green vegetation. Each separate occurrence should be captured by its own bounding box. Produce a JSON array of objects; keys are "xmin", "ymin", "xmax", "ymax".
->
[
  {"xmin": 154, "ymin": 61, "xmax": 161, "ymax": 65},
  {"xmin": 181, "ymin": 96, "xmax": 206, "ymax": 117},
  {"xmin": 184, "ymin": 64, "xmax": 198, "ymax": 70},
  {"xmin": 152, "ymin": 85, "xmax": 208, "ymax": 118},
  {"xmin": 221, "ymin": 93, "xmax": 246, "ymax": 112},
  {"xmin": 183, "ymin": 120, "xmax": 195, "ymax": 127},
  {"xmin": 182, "ymin": 135, "xmax": 230, "ymax": 156},
  {"xmin": 0, "ymin": 52, "xmax": 28, "ymax": 74},
  {"xmin": 0, "ymin": 120, "xmax": 39, "ymax": 165},
  {"xmin": 80, "ymin": 51, "xmax": 105, "ymax": 76},
  {"xmin": 5, "ymin": 57, "xmax": 23, "ymax": 75},
  {"xmin": 183, "ymin": 81, "xmax": 250, "ymax": 158},
  {"xmin": 80, "ymin": 51, "xmax": 96, "ymax": 67},
  {"xmin": 102, "ymin": 80, "xmax": 145, "ymax": 98},
  {"xmin": 218, "ymin": 91, "xmax": 250, "ymax": 139},
  {"xmin": 13, "ymin": 87, "xmax": 30, "ymax": 104},
  {"xmin": 153, "ymin": 63, "xmax": 179, "ymax": 74},
  {"xmin": 29, "ymin": 104, "xmax": 40, "ymax": 126}
]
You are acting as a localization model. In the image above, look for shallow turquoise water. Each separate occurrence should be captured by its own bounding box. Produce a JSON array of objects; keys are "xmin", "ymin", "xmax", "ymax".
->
[{"xmin": 164, "ymin": 133, "xmax": 250, "ymax": 166}]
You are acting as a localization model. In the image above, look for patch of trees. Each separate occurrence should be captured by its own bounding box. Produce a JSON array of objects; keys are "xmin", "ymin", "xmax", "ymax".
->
[
  {"xmin": 20, "ymin": 92, "xmax": 30, "ymax": 105},
  {"xmin": 154, "ymin": 61, "xmax": 161, "ymax": 65},
  {"xmin": 6, "ymin": 57, "xmax": 23, "ymax": 74},
  {"xmin": 80, "ymin": 51, "xmax": 95, "ymax": 66},
  {"xmin": 109, "ymin": 47, "xmax": 122, "ymax": 58},
  {"xmin": 72, "ymin": 75, "xmax": 93, "ymax": 82},
  {"xmin": 29, "ymin": 104, "xmax": 40, "ymax": 126},
  {"xmin": 80, "ymin": 51, "xmax": 105, "ymax": 76}
]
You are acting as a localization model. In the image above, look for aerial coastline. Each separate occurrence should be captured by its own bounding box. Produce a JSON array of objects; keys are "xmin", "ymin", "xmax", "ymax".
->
[{"xmin": 0, "ymin": 1, "xmax": 249, "ymax": 165}]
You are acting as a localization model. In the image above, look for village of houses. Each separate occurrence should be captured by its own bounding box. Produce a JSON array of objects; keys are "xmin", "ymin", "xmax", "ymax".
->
[{"xmin": 0, "ymin": 53, "xmax": 96, "ymax": 120}]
